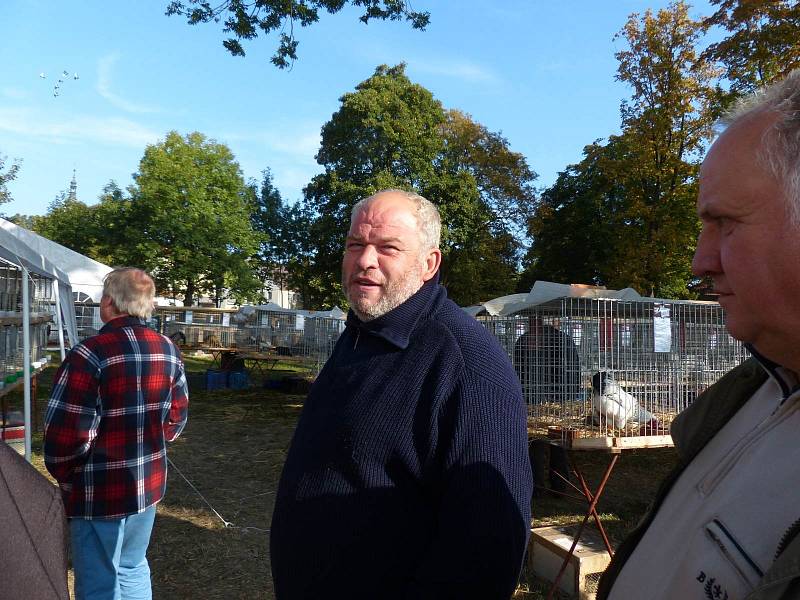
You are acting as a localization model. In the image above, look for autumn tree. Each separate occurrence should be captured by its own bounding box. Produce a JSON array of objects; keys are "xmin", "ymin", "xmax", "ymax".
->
[
  {"xmin": 522, "ymin": 1, "xmax": 715, "ymax": 298},
  {"xmin": 166, "ymin": 0, "xmax": 429, "ymax": 67},
  {"xmin": 703, "ymin": 0, "xmax": 800, "ymax": 96},
  {"xmin": 609, "ymin": 1, "xmax": 716, "ymax": 296}
]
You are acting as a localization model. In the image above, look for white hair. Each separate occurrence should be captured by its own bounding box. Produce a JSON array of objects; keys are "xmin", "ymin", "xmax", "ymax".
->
[
  {"xmin": 721, "ymin": 69, "xmax": 800, "ymax": 224},
  {"xmin": 103, "ymin": 267, "xmax": 156, "ymax": 319},
  {"xmin": 350, "ymin": 189, "xmax": 441, "ymax": 251}
]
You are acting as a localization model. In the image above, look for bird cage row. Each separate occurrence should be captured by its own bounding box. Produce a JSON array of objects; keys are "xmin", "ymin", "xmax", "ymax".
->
[
  {"xmin": 0, "ymin": 321, "xmax": 50, "ymax": 385},
  {"xmin": 244, "ymin": 307, "xmax": 345, "ymax": 372},
  {"xmin": 0, "ymin": 259, "xmax": 53, "ymax": 390},
  {"xmin": 154, "ymin": 307, "xmax": 239, "ymax": 348},
  {"xmin": 150, "ymin": 305, "xmax": 345, "ymax": 375},
  {"xmin": 0, "ymin": 263, "xmax": 53, "ymax": 316},
  {"xmin": 479, "ymin": 296, "xmax": 748, "ymax": 448}
]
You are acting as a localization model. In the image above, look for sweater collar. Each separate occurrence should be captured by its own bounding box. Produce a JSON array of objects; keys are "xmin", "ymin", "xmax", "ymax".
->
[
  {"xmin": 346, "ymin": 275, "xmax": 443, "ymax": 350},
  {"xmin": 747, "ymin": 344, "xmax": 800, "ymax": 402},
  {"xmin": 99, "ymin": 315, "xmax": 146, "ymax": 333}
]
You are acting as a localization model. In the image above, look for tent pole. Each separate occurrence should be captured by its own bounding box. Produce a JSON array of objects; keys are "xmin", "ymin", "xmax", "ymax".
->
[
  {"xmin": 53, "ymin": 280, "xmax": 66, "ymax": 360},
  {"xmin": 21, "ymin": 266, "xmax": 31, "ymax": 462}
]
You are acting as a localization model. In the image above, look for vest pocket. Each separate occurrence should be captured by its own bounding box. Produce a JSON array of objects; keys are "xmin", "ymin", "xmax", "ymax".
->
[{"xmin": 705, "ymin": 518, "xmax": 764, "ymax": 589}]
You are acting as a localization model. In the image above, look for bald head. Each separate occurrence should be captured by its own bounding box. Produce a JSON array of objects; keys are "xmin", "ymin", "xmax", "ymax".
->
[{"xmin": 351, "ymin": 189, "xmax": 441, "ymax": 253}]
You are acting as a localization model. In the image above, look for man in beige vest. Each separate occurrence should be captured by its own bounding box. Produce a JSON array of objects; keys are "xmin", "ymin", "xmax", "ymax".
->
[{"xmin": 599, "ymin": 70, "xmax": 800, "ymax": 600}]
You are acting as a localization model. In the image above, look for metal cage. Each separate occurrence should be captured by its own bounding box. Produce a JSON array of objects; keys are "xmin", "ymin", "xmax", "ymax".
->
[{"xmin": 479, "ymin": 297, "xmax": 748, "ymax": 448}]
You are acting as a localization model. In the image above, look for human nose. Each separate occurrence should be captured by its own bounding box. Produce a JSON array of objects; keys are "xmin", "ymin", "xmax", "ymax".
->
[
  {"xmin": 691, "ymin": 227, "xmax": 721, "ymax": 277},
  {"xmin": 355, "ymin": 244, "xmax": 379, "ymax": 271}
]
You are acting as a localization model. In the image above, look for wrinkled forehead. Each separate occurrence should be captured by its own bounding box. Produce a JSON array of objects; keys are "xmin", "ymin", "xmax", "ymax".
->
[{"xmin": 348, "ymin": 196, "xmax": 420, "ymax": 238}]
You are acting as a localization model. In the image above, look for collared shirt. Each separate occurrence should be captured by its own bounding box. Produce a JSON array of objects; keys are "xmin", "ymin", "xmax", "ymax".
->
[
  {"xmin": 44, "ymin": 315, "xmax": 188, "ymax": 518},
  {"xmin": 608, "ymin": 359, "xmax": 800, "ymax": 600}
]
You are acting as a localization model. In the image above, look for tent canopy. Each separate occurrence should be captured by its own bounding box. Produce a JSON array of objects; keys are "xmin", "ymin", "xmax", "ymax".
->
[
  {"xmin": 0, "ymin": 218, "xmax": 112, "ymax": 302},
  {"xmin": 0, "ymin": 218, "xmax": 90, "ymax": 345}
]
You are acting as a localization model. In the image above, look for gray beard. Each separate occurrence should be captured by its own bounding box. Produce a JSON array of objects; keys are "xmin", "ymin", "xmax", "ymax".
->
[{"xmin": 344, "ymin": 260, "xmax": 425, "ymax": 322}]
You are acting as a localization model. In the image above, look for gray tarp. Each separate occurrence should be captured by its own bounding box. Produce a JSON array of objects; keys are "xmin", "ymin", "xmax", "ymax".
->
[{"xmin": 0, "ymin": 442, "xmax": 68, "ymax": 600}]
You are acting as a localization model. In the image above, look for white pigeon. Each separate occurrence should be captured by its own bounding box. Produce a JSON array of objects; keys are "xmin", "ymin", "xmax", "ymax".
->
[{"xmin": 591, "ymin": 371, "xmax": 661, "ymax": 431}]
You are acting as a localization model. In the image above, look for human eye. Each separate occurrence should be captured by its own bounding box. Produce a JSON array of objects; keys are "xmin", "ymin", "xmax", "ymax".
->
[
  {"xmin": 345, "ymin": 240, "xmax": 364, "ymax": 251},
  {"xmin": 716, "ymin": 216, "xmax": 735, "ymax": 235}
]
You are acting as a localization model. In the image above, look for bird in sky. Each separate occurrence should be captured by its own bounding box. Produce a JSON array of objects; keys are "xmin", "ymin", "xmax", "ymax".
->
[
  {"xmin": 41, "ymin": 68, "xmax": 78, "ymax": 98},
  {"xmin": 591, "ymin": 371, "xmax": 664, "ymax": 433}
]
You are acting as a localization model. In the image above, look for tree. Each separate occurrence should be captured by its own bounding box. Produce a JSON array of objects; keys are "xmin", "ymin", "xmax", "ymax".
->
[
  {"xmin": 703, "ymin": 0, "xmax": 800, "ymax": 95},
  {"xmin": 29, "ymin": 181, "xmax": 138, "ymax": 267},
  {"xmin": 0, "ymin": 154, "xmax": 21, "ymax": 205},
  {"xmin": 612, "ymin": 1, "xmax": 716, "ymax": 296},
  {"xmin": 6, "ymin": 214, "xmax": 36, "ymax": 229},
  {"xmin": 165, "ymin": 0, "xmax": 429, "ymax": 67},
  {"xmin": 521, "ymin": 138, "xmax": 627, "ymax": 291},
  {"xmin": 249, "ymin": 168, "xmax": 316, "ymax": 306},
  {"xmin": 302, "ymin": 64, "xmax": 536, "ymax": 308},
  {"xmin": 128, "ymin": 131, "xmax": 263, "ymax": 305},
  {"xmin": 522, "ymin": 1, "xmax": 713, "ymax": 298},
  {"xmin": 32, "ymin": 194, "xmax": 99, "ymax": 255},
  {"xmin": 439, "ymin": 109, "xmax": 537, "ymax": 238}
]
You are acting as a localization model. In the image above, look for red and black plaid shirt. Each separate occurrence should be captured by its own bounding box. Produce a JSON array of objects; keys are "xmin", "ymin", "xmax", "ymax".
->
[{"xmin": 45, "ymin": 316, "xmax": 189, "ymax": 518}]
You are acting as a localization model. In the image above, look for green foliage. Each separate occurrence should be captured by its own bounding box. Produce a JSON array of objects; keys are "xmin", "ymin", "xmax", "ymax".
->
[
  {"xmin": 5, "ymin": 214, "xmax": 36, "ymax": 229},
  {"xmin": 302, "ymin": 64, "xmax": 536, "ymax": 308},
  {"xmin": 33, "ymin": 193, "xmax": 99, "ymax": 254},
  {"xmin": 127, "ymin": 131, "xmax": 263, "ymax": 305},
  {"xmin": 0, "ymin": 154, "xmax": 21, "ymax": 205},
  {"xmin": 249, "ymin": 169, "xmax": 317, "ymax": 306},
  {"xmin": 522, "ymin": 1, "xmax": 710, "ymax": 298},
  {"xmin": 165, "ymin": 0, "xmax": 429, "ymax": 67},
  {"xmin": 703, "ymin": 0, "xmax": 800, "ymax": 96}
]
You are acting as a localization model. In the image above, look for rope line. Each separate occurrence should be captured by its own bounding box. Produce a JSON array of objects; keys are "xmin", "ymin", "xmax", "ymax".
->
[{"xmin": 167, "ymin": 455, "xmax": 270, "ymax": 533}]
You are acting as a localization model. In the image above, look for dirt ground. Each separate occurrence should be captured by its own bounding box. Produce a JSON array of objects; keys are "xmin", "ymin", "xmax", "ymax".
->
[{"xmin": 19, "ymin": 355, "xmax": 678, "ymax": 599}]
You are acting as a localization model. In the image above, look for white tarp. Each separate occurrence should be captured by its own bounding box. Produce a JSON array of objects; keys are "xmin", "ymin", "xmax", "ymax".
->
[
  {"xmin": 464, "ymin": 281, "xmax": 645, "ymax": 317},
  {"xmin": 0, "ymin": 220, "xmax": 79, "ymax": 345},
  {"xmin": 0, "ymin": 218, "xmax": 112, "ymax": 302}
]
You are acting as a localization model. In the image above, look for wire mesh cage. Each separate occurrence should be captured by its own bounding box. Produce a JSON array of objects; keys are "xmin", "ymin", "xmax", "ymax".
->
[
  {"xmin": 150, "ymin": 305, "xmax": 345, "ymax": 376},
  {"xmin": 0, "ymin": 258, "xmax": 54, "ymax": 433},
  {"xmin": 479, "ymin": 296, "xmax": 748, "ymax": 448},
  {"xmin": 155, "ymin": 307, "xmax": 239, "ymax": 348},
  {"xmin": 243, "ymin": 307, "xmax": 345, "ymax": 374}
]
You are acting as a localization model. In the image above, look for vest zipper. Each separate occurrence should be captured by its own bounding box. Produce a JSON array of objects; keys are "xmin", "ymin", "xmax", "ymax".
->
[
  {"xmin": 775, "ymin": 518, "xmax": 800, "ymax": 560},
  {"xmin": 354, "ymin": 328, "xmax": 360, "ymax": 350}
]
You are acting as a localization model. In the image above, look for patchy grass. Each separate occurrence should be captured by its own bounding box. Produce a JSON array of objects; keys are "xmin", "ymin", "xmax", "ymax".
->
[{"xmin": 11, "ymin": 353, "xmax": 679, "ymax": 599}]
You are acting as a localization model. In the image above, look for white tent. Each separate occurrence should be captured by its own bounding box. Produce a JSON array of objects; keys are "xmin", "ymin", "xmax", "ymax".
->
[
  {"xmin": 0, "ymin": 218, "xmax": 112, "ymax": 303},
  {"xmin": 0, "ymin": 218, "xmax": 85, "ymax": 461},
  {"xmin": 0, "ymin": 222, "xmax": 79, "ymax": 346}
]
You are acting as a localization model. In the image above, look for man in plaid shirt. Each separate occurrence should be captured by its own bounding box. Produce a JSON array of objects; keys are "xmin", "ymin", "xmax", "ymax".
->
[{"xmin": 45, "ymin": 267, "xmax": 188, "ymax": 600}]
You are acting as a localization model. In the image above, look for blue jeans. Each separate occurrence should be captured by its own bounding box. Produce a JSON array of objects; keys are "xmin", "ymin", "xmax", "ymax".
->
[{"xmin": 70, "ymin": 505, "xmax": 157, "ymax": 600}]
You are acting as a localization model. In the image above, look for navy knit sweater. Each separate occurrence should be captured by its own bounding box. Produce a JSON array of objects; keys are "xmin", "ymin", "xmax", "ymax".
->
[{"xmin": 270, "ymin": 279, "xmax": 533, "ymax": 600}]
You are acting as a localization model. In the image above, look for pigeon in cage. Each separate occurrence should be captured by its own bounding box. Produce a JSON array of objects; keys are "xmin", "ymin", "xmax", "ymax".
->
[{"xmin": 591, "ymin": 371, "xmax": 664, "ymax": 432}]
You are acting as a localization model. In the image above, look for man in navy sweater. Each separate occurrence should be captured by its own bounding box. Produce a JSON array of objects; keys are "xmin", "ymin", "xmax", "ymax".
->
[{"xmin": 270, "ymin": 189, "xmax": 533, "ymax": 599}]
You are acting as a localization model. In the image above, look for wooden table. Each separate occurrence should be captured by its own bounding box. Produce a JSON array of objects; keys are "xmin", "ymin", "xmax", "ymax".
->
[{"xmin": 205, "ymin": 348, "xmax": 310, "ymax": 379}]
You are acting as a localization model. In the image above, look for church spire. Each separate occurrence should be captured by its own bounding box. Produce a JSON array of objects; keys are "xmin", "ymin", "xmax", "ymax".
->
[{"xmin": 68, "ymin": 169, "xmax": 77, "ymax": 201}]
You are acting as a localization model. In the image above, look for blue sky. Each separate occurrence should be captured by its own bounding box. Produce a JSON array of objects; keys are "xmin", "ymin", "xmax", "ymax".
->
[{"xmin": 1, "ymin": 0, "xmax": 713, "ymax": 217}]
